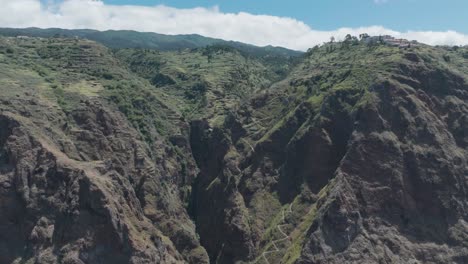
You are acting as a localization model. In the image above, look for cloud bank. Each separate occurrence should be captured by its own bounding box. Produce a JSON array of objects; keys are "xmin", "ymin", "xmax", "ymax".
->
[{"xmin": 1, "ymin": 0, "xmax": 467, "ymax": 51}]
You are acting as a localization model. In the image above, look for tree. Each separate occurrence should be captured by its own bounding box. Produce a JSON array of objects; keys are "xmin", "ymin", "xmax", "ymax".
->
[
  {"xmin": 330, "ymin": 36, "xmax": 335, "ymax": 43},
  {"xmin": 359, "ymin": 33, "xmax": 370, "ymax": 40},
  {"xmin": 342, "ymin": 34, "xmax": 356, "ymax": 49},
  {"xmin": 345, "ymin": 34, "xmax": 352, "ymax": 42}
]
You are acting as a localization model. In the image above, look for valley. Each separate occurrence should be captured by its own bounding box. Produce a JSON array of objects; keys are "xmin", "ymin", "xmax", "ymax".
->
[{"xmin": 0, "ymin": 30, "xmax": 467, "ymax": 264}]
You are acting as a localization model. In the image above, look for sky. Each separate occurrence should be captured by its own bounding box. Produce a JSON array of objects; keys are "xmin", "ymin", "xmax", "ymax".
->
[
  {"xmin": 105, "ymin": 0, "xmax": 468, "ymax": 34},
  {"xmin": 1, "ymin": 0, "xmax": 467, "ymax": 51}
]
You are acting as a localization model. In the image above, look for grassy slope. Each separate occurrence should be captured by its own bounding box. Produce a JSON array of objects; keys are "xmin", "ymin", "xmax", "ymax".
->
[
  {"xmin": 0, "ymin": 36, "xmax": 187, "ymax": 143},
  {"xmin": 244, "ymin": 41, "xmax": 468, "ymax": 146},
  {"xmin": 114, "ymin": 45, "xmax": 297, "ymax": 124},
  {"xmin": 0, "ymin": 27, "xmax": 303, "ymax": 57}
]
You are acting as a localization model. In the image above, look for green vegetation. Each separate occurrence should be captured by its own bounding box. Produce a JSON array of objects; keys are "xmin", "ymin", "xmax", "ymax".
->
[
  {"xmin": 221, "ymin": 39, "xmax": 468, "ymax": 264},
  {"xmin": 281, "ymin": 181, "xmax": 336, "ymax": 264},
  {"xmin": 114, "ymin": 45, "xmax": 295, "ymax": 124},
  {"xmin": 2, "ymin": 32, "xmax": 468, "ymax": 264},
  {"xmin": 0, "ymin": 27, "xmax": 303, "ymax": 57},
  {"xmin": 0, "ymin": 36, "xmax": 182, "ymax": 144}
]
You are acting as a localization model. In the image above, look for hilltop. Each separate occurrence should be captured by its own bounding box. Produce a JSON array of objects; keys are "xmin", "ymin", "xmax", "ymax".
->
[{"xmin": 0, "ymin": 32, "xmax": 467, "ymax": 264}]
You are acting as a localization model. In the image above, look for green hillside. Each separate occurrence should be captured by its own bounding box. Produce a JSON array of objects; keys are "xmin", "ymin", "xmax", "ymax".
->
[
  {"xmin": 0, "ymin": 27, "xmax": 303, "ymax": 58},
  {"xmin": 0, "ymin": 32, "xmax": 467, "ymax": 264}
]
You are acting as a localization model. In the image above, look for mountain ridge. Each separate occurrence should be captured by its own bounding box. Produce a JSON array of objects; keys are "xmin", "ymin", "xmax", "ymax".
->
[
  {"xmin": 0, "ymin": 33, "xmax": 466, "ymax": 264},
  {"xmin": 0, "ymin": 27, "xmax": 303, "ymax": 58}
]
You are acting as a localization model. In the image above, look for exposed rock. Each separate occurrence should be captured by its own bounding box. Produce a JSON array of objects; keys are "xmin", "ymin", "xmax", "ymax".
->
[{"xmin": 1, "ymin": 35, "xmax": 467, "ymax": 264}]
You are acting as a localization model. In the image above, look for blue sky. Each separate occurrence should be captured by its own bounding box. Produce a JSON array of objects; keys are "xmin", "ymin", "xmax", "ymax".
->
[
  {"xmin": 104, "ymin": 0, "xmax": 468, "ymax": 34},
  {"xmin": 4, "ymin": 0, "xmax": 468, "ymax": 50}
]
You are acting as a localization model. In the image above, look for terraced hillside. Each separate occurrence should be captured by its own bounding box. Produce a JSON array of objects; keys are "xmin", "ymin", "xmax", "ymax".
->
[
  {"xmin": 0, "ymin": 34, "xmax": 467, "ymax": 264},
  {"xmin": 115, "ymin": 45, "xmax": 295, "ymax": 123}
]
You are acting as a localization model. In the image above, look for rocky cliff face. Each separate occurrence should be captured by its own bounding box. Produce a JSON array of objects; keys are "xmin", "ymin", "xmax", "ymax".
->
[
  {"xmin": 298, "ymin": 79, "xmax": 468, "ymax": 263},
  {"xmin": 0, "ymin": 35, "xmax": 467, "ymax": 264},
  {"xmin": 295, "ymin": 49, "xmax": 468, "ymax": 264},
  {"xmin": 0, "ymin": 109, "xmax": 178, "ymax": 263},
  {"xmin": 187, "ymin": 44, "xmax": 468, "ymax": 264},
  {"xmin": 0, "ymin": 101, "xmax": 207, "ymax": 263},
  {"xmin": 0, "ymin": 36, "xmax": 208, "ymax": 263}
]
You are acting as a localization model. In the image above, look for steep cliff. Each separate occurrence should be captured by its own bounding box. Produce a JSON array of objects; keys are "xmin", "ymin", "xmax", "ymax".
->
[
  {"xmin": 188, "ymin": 43, "xmax": 468, "ymax": 263},
  {"xmin": 0, "ymin": 36, "xmax": 207, "ymax": 263},
  {"xmin": 0, "ymin": 35, "xmax": 467, "ymax": 264}
]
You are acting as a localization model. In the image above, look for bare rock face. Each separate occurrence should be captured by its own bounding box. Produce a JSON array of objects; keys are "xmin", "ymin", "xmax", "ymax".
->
[
  {"xmin": 189, "ymin": 120, "xmax": 255, "ymax": 263},
  {"xmin": 1, "ymin": 36, "xmax": 467, "ymax": 264},
  {"xmin": 0, "ymin": 36, "xmax": 212, "ymax": 264},
  {"xmin": 0, "ymin": 100, "xmax": 207, "ymax": 264},
  {"xmin": 298, "ymin": 78, "xmax": 468, "ymax": 263},
  {"xmin": 185, "ymin": 47, "xmax": 468, "ymax": 264}
]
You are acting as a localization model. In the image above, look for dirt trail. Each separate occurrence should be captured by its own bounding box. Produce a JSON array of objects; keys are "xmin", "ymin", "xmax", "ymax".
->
[{"xmin": 261, "ymin": 203, "xmax": 293, "ymax": 264}]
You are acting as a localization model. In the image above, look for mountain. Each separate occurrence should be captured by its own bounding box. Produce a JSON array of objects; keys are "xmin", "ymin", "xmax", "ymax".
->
[
  {"xmin": 0, "ymin": 27, "xmax": 303, "ymax": 58},
  {"xmin": 0, "ymin": 33, "xmax": 467, "ymax": 264}
]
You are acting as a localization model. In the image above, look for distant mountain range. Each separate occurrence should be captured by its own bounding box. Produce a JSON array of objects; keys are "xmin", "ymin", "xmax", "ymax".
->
[{"xmin": 0, "ymin": 27, "xmax": 303, "ymax": 58}]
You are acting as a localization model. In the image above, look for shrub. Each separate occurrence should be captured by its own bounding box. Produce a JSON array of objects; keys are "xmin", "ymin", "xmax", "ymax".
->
[
  {"xmin": 102, "ymin": 73, "xmax": 114, "ymax": 80},
  {"xmin": 443, "ymin": 55, "xmax": 451, "ymax": 62},
  {"xmin": 151, "ymin": 73, "xmax": 176, "ymax": 86}
]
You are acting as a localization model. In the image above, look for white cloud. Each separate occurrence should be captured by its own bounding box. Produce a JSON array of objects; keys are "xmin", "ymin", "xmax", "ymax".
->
[{"xmin": 0, "ymin": 0, "xmax": 467, "ymax": 51}]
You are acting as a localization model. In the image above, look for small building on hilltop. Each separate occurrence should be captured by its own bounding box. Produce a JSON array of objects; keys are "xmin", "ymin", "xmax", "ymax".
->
[{"xmin": 362, "ymin": 34, "xmax": 418, "ymax": 48}]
